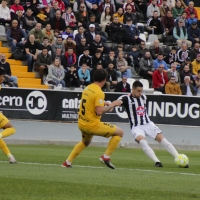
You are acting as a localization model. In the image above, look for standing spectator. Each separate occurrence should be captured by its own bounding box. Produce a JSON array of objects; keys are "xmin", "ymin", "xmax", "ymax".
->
[
  {"xmin": 139, "ymin": 51, "xmax": 154, "ymax": 80},
  {"xmin": 24, "ymin": 8, "xmax": 37, "ymax": 32},
  {"xmin": 152, "ymin": 64, "xmax": 168, "ymax": 93},
  {"xmin": 161, "ymin": 10, "xmax": 175, "ymax": 36},
  {"xmin": 28, "ymin": 23, "xmax": 44, "ymax": 43},
  {"xmin": 165, "ymin": 76, "xmax": 182, "ymax": 95},
  {"xmin": 192, "ymin": 54, "xmax": 200, "ymax": 75},
  {"xmin": 78, "ymin": 63, "xmax": 91, "ymax": 87},
  {"xmin": 105, "ymin": 62, "xmax": 118, "ymax": 91},
  {"xmin": 65, "ymin": 65, "xmax": 80, "ymax": 87},
  {"xmin": 167, "ymin": 63, "xmax": 181, "ymax": 84},
  {"xmin": 51, "ymin": 36, "xmax": 65, "ymax": 58},
  {"xmin": 188, "ymin": 21, "xmax": 200, "ymax": 47},
  {"xmin": 52, "ymin": 0, "xmax": 65, "ymax": 13},
  {"xmin": 78, "ymin": 47, "xmax": 92, "ymax": 69},
  {"xmin": 180, "ymin": 64, "xmax": 193, "ymax": 83},
  {"xmin": 65, "ymin": 48, "xmax": 77, "ymax": 69},
  {"xmin": 150, "ymin": 40, "xmax": 163, "ymax": 60},
  {"xmin": 184, "ymin": 1, "xmax": 198, "ymax": 19},
  {"xmin": 172, "ymin": 0, "xmax": 184, "ymax": 19},
  {"xmin": 154, "ymin": 54, "xmax": 169, "ymax": 70},
  {"xmin": 99, "ymin": 6, "xmax": 112, "ymax": 32},
  {"xmin": 177, "ymin": 43, "xmax": 190, "ymax": 64},
  {"xmin": 34, "ymin": 47, "xmax": 52, "ymax": 84},
  {"xmin": 42, "ymin": 24, "xmax": 55, "ymax": 45},
  {"xmin": 75, "ymin": 26, "xmax": 85, "ymax": 45},
  {"xmin": 190, "ymin": 43, "xmax": 200, "ymax": 61},
  {"xmin": 75, "ymin": 3, "xmax": 89, "ymax": 28},
  {"xmin": 173, "ymin": 19, "xmax": 192, "ymax": 47},
  {"xmin": 10, "ymin": 0, "xmax": 24, "ymax": 19},
  {"xmin": 180, "ymin": 76, "xmax": 196, "ymax": 96},
  {"xmin": 25, "ymin": 34, "xmax": 40, "ymax": 72},
  {"xmin": 0, "ymin": 0, "xmax": 11, "ymax": 26},
  {"xmin": 49, "ymin": 10, "xmax": 66, "ymax": 34},
  {"xmin": 76, "ymin": 37, "xmax": 89, "ymax": 57},
  {"xmin": 147, "ymin": 0, "xmax": 160, "ymax": 18},
  {"xmin": 114, "ymin": 76, "xmax": 131, "ymax": 93},
  {"xmin": 7, "ymin": 20, "xmax": 27, "ymax": 52},
  {"xmin": 0, "ymin": 54, "xmax": 18, "ymax": 86}
]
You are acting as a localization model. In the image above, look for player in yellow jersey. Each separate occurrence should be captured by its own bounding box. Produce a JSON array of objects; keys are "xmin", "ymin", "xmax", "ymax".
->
[
  {"xmin": 62, "ymin": 69, "xmax": 124, "ymax": 169},
  {"xmin": 0, "ymin": 68, "xmax": 17, "ymax": 163}
]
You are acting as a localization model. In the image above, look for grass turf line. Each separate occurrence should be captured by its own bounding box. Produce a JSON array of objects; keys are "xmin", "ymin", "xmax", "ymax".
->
[{"xmin": 0, "ymin": 145, "xmax": 199, "ymax": 200}]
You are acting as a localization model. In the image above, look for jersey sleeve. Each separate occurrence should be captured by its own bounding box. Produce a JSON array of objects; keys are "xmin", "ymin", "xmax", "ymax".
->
[
  {"xmin": 121, "ymin": 96, "xmax": 128, "ymax": 107},
  {"xmin": 95, "ymin": 90, "xmax": 105, "ymax": 107}
]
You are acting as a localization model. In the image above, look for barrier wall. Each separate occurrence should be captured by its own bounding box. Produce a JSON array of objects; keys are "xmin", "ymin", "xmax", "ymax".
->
[{"xmin": 0, "ymin": 88, "xmax": 199, "ymax": 126}]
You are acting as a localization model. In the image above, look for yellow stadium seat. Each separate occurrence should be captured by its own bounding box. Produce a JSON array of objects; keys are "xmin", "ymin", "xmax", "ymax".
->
[
  {"xmin": 18, "ymin": 78, "xmax": 41, "ymax": 85},
  {"xmin": 6, "ymin": 59, "xmax": 23, "ymax": 65},
  {"xmin": 12, "ymin": 72, "xmax": 37, "ymax": 78},
  {"xmin": 11, "ymin": 66, "xmax": 28, "ymax": 72},
  {"xmin": 18, "ymin": 84, "xmax": 50, "ymax": 89},
  {"xmin": 0, "ymin": 47, "xmax": 10, "ymax": 53}
]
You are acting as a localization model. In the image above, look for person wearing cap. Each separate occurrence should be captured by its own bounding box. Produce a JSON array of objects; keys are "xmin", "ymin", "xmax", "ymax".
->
[
  {"xmin": 184, "ymin": 1, "xmax": 198, "ymax": 19},
  {"xmin": 175, "ymin": 11, "xmax": 188, "ymax": 28},
  {"xmin": 173, "ymin": 18, "xmax": 192, "ymax": 47},
  {"xmin": 0, "ymin": 67, "xmax": 17, "ymax": 163},
  {"xmin": 188, "ymin": 21, "xmax": 200, "ymax": 46},
  {"xmin": 192, "ymin": 54, "xmax": 200, "ymax": 75},
  {"xmin": 114, "ymin": 75, "xmax": 131, "ymax": 93},
  {"xmin": 180, "ymin": 76, "xmax": 196, "ymax": 96}
]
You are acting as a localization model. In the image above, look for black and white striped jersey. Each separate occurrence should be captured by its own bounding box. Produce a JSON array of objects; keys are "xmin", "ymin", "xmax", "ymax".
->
[{"xmin": 121, "ymin": 94, "xmax": 151, "ymax": 128}]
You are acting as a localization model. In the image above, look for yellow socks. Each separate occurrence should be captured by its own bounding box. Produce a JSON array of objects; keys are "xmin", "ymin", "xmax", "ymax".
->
[
  {"xmin": 67, "ymin": 142, "xmax": 86, "ymax": 163},
  {"xmin": 0, "ymin": 139, "xmax": 11, "ymax": 156},
  {"xmin": 0, "ymin": 127, "xmax": 15, "ymax": 138},
  {"xmin": 104, "ymin": 136, "xmax": 122, "ymax": 156}
]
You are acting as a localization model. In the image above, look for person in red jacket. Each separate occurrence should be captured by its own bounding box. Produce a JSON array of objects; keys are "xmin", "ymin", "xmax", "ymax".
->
[
  {"xmin": 184, "ymin": 1, "xmax": 198, "ymax": 19},
  {"xmin": 65, "ymin": 48, "xmax": 76, "ymax": 69},
  {"xmin": 52, "ymin": 0, "xmax": 65, "ymax": 13},
  {"xmin": 152, "ymin": 64, "xmax": 168, "ymax": 93}
]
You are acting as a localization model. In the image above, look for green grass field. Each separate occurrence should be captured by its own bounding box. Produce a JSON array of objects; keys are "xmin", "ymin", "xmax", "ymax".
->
[{"xmin": 0, "ymin": 145, "xmax": 199, "ymax": 200}]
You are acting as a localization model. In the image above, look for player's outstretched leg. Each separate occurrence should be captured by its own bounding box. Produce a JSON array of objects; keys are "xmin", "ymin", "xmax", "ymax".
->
[
  {"xmin": 99, "ymin": 127, "xmax": 124, "ymax": 169},
  {"xmin": 139, "ymin": 139, "xmax": 163, "ymax": 167}
]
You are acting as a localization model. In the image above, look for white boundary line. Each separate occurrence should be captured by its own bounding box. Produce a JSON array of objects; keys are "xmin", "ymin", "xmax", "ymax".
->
[{"xmin": 0, "ymin": 161, "xmax": 199, "ymax": 177}]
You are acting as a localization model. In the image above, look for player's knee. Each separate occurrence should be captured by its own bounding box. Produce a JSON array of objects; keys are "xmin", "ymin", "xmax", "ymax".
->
[
  {"xmin": 82, "ymin": 140, "xmax": 91, "ymax": 147},
  {"xmin": 156, "ymin": 133, "xmax": 163, "ymax": 143},
  {"xmin": 115, "ymin": 128, "xmax": 124, "ymax": 137}
]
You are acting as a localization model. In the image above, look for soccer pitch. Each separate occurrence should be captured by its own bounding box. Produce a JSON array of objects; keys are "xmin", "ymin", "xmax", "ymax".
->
[{"xmin": 0, "ymin": 145, "xmax": 199, "ymax": 200}]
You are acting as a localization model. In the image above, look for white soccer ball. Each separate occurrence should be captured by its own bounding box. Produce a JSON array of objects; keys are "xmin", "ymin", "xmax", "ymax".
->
[{"xmin": 175, "ymin": 154, "xmax": 189, "ymax": 168}]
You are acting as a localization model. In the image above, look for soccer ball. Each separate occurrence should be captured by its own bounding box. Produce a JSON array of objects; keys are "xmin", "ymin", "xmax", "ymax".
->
[{"xmin": 175, "ymin": 154, "xmax": 189, "ymax": 168}]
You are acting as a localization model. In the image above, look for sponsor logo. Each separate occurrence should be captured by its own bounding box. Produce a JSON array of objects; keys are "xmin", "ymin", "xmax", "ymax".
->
[{"xmin": 136, "ymin": 106, "xmax": 145, "ymax": 116}]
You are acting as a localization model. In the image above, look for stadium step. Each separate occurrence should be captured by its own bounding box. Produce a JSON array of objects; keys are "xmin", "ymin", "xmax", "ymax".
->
[
  {"xmin": 18, "ymin": 84, "xmax": 50, "ymax": 89},
  {"xmin": 12, "ymin": 72, "xmax": 38, "ymax": 78},
  {"xmin": 18, "ymin": 78, "xmax": 41, "ymax": 85},
  {"xmin": 11, "ymin": 66, "xmax": 28, "ymax": 72},
  {"xmin": 0, "ymin": 41, "xmax": 2, "ymax": 47},
  {"xmin": 4, "ymin": 53, "xmax": 12, "ymax": 59},
  {"xmin": 0, "ymin": 47, "xmax": 10, "ymax": 53},
  {"xmin": 6, "ymin": 59, "xmax": 23, "ymax": 65}
]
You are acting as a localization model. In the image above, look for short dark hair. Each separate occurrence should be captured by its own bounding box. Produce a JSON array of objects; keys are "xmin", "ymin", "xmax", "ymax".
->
[
  {"xmin": 133, "ymin": 80, "xmax": 143, "ymax": 88},
  {"xmin": 42, "ymin": 47, "xmax": 48, "ymax": 51},
  {"xmin": 93, "ymin": 69, "xmax": 107, "ymax": 82},
  {"xmin": 90, "ymin": 14, "xmax": 96, "ymax": 18},
  {"xmin": 95, "ymin": 50, "xmax": 101, "ymax": 54},
  {"xmin": 43, "ymin": 37, "xmax": 48, "ymax": 40}
]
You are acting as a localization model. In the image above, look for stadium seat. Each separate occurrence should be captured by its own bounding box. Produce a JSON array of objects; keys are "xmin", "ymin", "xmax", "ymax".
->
[
  {"xmin": 127, "ymin": 78, "xmax": 136, "ymax": 87},
  {"xmin": 153, "ymin": 91, "xmax": 162, "ymax": 94},
  {"xmin": 143, "ymin": 88, "xmax": 154, "ymax": 94},
  {"xmin": 147, "ymin": 34, "xmax": 158, "ymax": 45},
  {"xmin": 139, "ymin": 33, "xmax": 146, "ymax": 42},
  {"xmin": 162, "ymin": 46, "xmax": 171, "ymax": 57},
  {"xmin": 73, "ymin": 30, "xmax": 78, "ymax": 39},
  {"xmin": 0, "ymin": 25, "xmax": 7, "ymax": 41},
  {"xmin": 111, "ymin": 43, "xmax": 118, "ymax": 51},
  {"xmin": 139, "ymin": 79, "xmax": 149, "ymax": 89},
  {"xmin": 124, "ymin": 44, "xmax": 132, "ymax": 52}
]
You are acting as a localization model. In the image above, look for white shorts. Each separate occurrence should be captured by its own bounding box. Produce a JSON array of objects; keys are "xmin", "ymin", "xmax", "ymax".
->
[{"xmin": 131, "ymin": 121, "xmax": 162, "ymax": 140}]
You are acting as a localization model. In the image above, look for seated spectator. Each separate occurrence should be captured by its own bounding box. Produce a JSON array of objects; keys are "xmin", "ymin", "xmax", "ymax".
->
[
  {"xmin": 107, "ymin": 16, "xmax": 124, "ymax": 43},
  {"xmin": 75, "ymin": 3, "xmax": 89, "ymax": 28},
  {"xmin": 42, "ymin": 24, "xmax": 55, "ymax": 45},
  {"xmin": 160, "ymin": 0, "xmax": 171, "ymax": 17},
  {"xmin": 64, "ymin": 48, "xmax": 76, "ymax": 69},
  {"xmin": 90, "ymin": 63, "xmax": 104, "ymax": 82},
  {"xmin": 177, "ymin": 43, "xmax": 190, "ymax": 64},
  {"xmin": 147, "ymin": 0, "xmax": 160, "ymax": 18},
  {"xmin": 154, "ymin": 54, "xmax": 169, "ymax": 70},
  {"xmin": 86, "ymin": 14, "xmax": 102, "ymax": 31},
  {"xmin": 164, "ymin": 47, "xmax": 180, "ymax": 67},
  {"xmin": 128, "ymin": 45, "xmax": 140, "ymax": 73},
  {"xmin": 180, "ymin": 76, "xmax": 196, "ymax": 96},
  {"xmin": 92, "ymin": 50, "xmax": 104, "ymax": 68},
  {"xmin": 105, "ymin": 62, "xmax": 118, "ymax": 91},
  {"xmin": 180, "ymin": 64, "xmax": 193, "ymax": 83},
  {"xmin": 0, "ymin": 0, "xmax": 11, "ymax": 26},
  {"xmin": 49, "ymin": 1, "xmax": 59, "ymax": 19},
  {"xmin": 113, "ymin": 7, "xmax": 124, "ymax": 24},
  {"xmin": 167, "ymin": 63, "xmax": 181, "ymax": 84},
  {"xmin": 180, "ymin": 57, "xmax": 192, "ymax": 71},
  {"xmin": 188, "ymin": 21, "xmax": 200, "ymax": 47},
  {"xmin": 175, "ymin": 11, "xmax": 188, "ymax": 28},
  {"xmin": 165, "ymin": 75, "xmax": 182, "ymax": 95},
  {"xmin": 51, "ymin": 36, "xmax": 65, "ymax": 58},
  {"xmin": 25, "ymin": 34, "xmax": 40, "ymax": 72},
  {"xmin": 40, "ymin": 37, "xmax": 52, "ymax": 54},
  {"xmin": 78, "ymin": 47, "xmax": 92, "ymax": 69},
  {"xmin": 150, "ymin": 40, "xmax": 163, "ymax": 60},
  {"xmin": 139, "ymin": 51, "xmax": 154, "ymax": 80},
  {"xmin": 34, "ymin": 47, "xmax": 52, "ymax": 84},
  {"xmin": 161, "ymin": 10, "xmax": 175, "ymax": 36},
  {"xmin": 63, "ymin": 36, "xmax": 76, "ymax": 53},
  {"xmin": 52, "ymin": 48, "xmax": 66, "ymax": 66},
  {"xmin": 122, "ymin": 18, "xmax": 140, "ymax": 45},
  {"xmin": 75, "ymin": 26, "xmax": 85, "ymax": 45},
  {"xmin": 100, "ymin": 6, "xmax": 112, "ymax": 32},
  {"xmin": 152, "ymin": 64, "xmax": 168, "ymax": 93},
  {"xmin": 138, "ymin": 41, "xmax": 149, "ymax": 58},
  {"xmin": 123, "ymin": 0, "xmax": 137, "ymax": 13},
  {"xmin": 147, "ymin": 10, "xmax": 163, "ymax": 34},
  {"xmin": 134, "ymin": 0, "xmax": 147, "ymax": 17},
  {"xmin": 52, "ymin": 0, "xmax": 65, "ymax": 13},
  {"xmin": 24, "ymin": 8, "xmax": 37, "ymax": 32},
  {"xmin": 62, "ymin": 7, "xmax": 76, "ymax": 27},
  {"xmin": 0, "ymin": 54, "xmax": 18, "ymax": 87},
  {"xmin": 73, "ymin": 0, "xmax": 92, "ymax": 13},
  {"xmin": 114, "ymin": 76, "xmax": 131, "ymax": 93},
  {"xmin": 49, "ymin": 10, "xmax": 66, "ymax": 34},
  {"xmin": 37, "ymin": 0, "xmax": 51, "ymax": 11},
  {"xmin": 78, "ymin": 63, "xmax": 91, "ymax": 87},
  {"xmin": 7, "ymin": 20, "xmax": 27, "ymax": 52},
  {"xmin": 64, "ymin": 65, "xmax": 80, "ymax": 87},
  {"xmin": 187, "ymin": 12, "xmax": 197, "ymax": 28},
  {"xmin": 62, "ymin": 26, "xmax": 74, "ymax": 40},
  {"xmin": 123, "ymin": 5, "xmax": 137, "ymax": 24},
  {"xmin": 99, "ymin": 0, "xmax": 115, "ymax": 15},
  {"xmin": 10, "ymin": 0, "xmax": 24, "ymax": 19},
  {"xmin": 28, "ymin": 23, "xmax": 44, "ymax": 44},
  {"xmin": 172, "ymin": 0, "xmax": 184, "ymax": 19},
  {"xmin": 192, "ymin": 54, "xmax": 200, "ymax": 75},
  {"xmin": 190, "ymin": 43, "xmax": 200, "ymax": 61},
  {"xmin": 88, "ymin": 3, "xmax": 101, "ymax": 23},
  {"xmin": 173, "ymin": 19, "xmax": 192, "ymax": 47},
  {"xmin": 194, "ymin": 70, "xmax": 200, "ymax": 95},
  {"xmin": 90, "ymin": 34, "xmax": 109, "ymax": 56},
  {"xmin": 184, "ymin": 1, "xmax": 198, "ymax": 19},
  {"xmin": 12, "ymin": 10, "xmax": 26, "ymax": 31},
  {"xmin": 47, "ymin": 57, "xmax": 65, "ymax": 87},
  {"xmin": 76, "ymin": 37, "xmax": 89, "ymax": 57},
  {"xmin": 104, "ymin": 50, "xmax": 117, "ymax": 69}
]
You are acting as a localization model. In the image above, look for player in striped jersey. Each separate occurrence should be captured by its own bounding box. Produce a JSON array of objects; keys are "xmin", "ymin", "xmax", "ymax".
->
[{"xmin": 116, "ymin": 80, "xmax": 181, "ymax": 167}]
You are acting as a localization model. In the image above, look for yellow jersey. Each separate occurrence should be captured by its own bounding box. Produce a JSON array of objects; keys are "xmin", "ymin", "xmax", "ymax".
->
[{"xmin": 78, "ymin": 83, "xmax": 105, "ymax": 127}]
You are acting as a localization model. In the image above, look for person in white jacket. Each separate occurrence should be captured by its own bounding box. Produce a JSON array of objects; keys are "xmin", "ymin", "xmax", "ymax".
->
[
  {"xmin": 0, "ymin": 0, "xmax": 11, "ymax": 26},
  {"xmin": 147, "ymin": 0, "xmax": 160, "ymax": 18}
]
